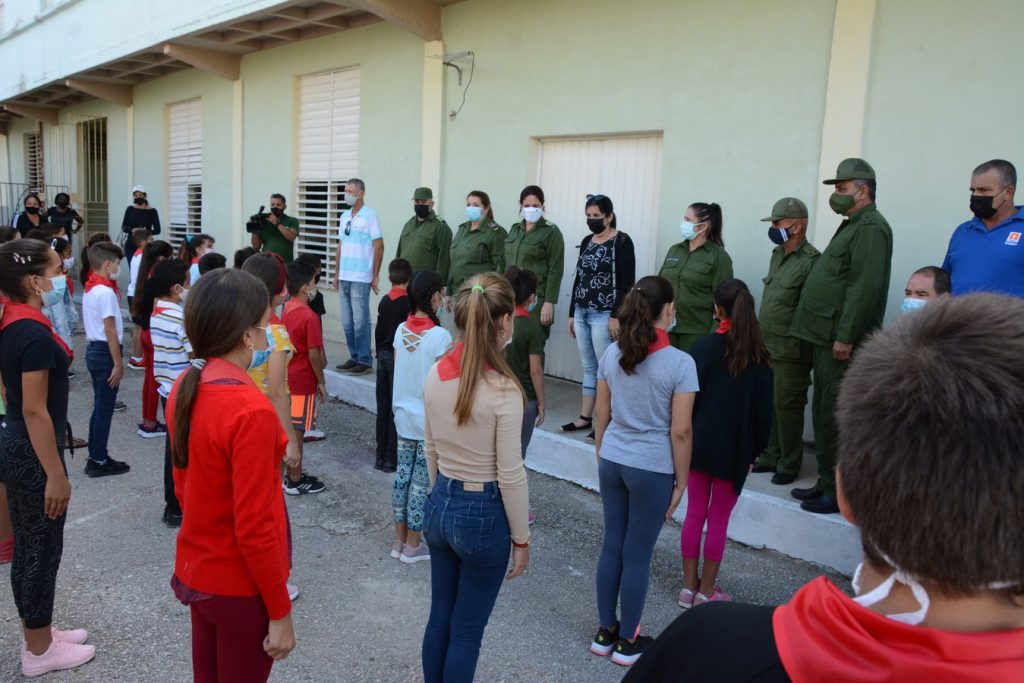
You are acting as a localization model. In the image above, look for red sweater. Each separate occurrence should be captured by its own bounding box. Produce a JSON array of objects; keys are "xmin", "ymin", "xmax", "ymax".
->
[{"xmin": 168, "ymin": 358, "xmax": 291, "ymax": 619}]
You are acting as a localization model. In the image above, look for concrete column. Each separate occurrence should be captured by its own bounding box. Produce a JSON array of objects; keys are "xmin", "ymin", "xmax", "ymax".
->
[
  {"xmin": 231, "ymin": 79, "xmax": 244, "ymax": 253},
  {"xmin": 420, "ymin": 39, "xmax": 444, "ymax": 194},
  {"xmin": 811, "ymin": 0, "xmax": 877, "ymax": 243}
]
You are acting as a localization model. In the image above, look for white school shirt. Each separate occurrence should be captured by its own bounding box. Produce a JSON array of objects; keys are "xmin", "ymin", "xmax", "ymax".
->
[
  {"xmin": 82, "ymin": 284, "xmax": 124, "ymax": 343},
  {"xmin": 392, "ymin": 323, "xmax": 452, "ymax": 440},
  {"xmin": 128, "ymin": 251, "xmax": 144, "ymax": 298}
]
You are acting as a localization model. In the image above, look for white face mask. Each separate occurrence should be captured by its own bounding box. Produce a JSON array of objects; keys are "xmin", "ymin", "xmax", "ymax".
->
[
  {"xmin": 178, "ymin": 286, "xmax": 189, "ymax": 303},
  {"xmin": 109, "ymin": 266, "xmax": 121, "ymax": 280},
  {"xmin": 62, "ymin": 257, "xmax": 75, "ymax": 270},
  {"xmin": 522, "ymin": 206, "xmax": 543, "ymax": 223},
  {"xmin": 502, "ymin": 322, "xmax": 514, "ymax": 349},
  {"xmin": 851, "ymin": 563, "xmax": 932, "ymax": 626},
  {"xmin": 344, "ymin": 192, "xmax": 360, "ymax": 206}
]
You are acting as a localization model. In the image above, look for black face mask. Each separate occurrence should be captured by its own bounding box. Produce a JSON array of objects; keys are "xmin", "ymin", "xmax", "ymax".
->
[
  {"xmin": 270, "ymin": 207, "xmax": 284, "ymax": 217},
  {"xmin": 969, "ymin": 193, "xmax": 1001, "ymax": 220},
  {"xmin": 25, "ymin": 206, "xmax": 39, "ymax": 215},
  {"xmin": 133, "ymin": 197, "xmax": 145, "ymax": 205},
  {"xmin": 768, "ymin": 227, "xmax": 789, "ymax": 245},
  {"xmin": 414, "ymin": 204, "xmax": 431, "ymax": 219},
  {"xmin": 586, "ymin": 218, "xmax": 606, "ymax": 234},
  {"xmin": 56, "ymin": 200, "xmax": 69, "ymax": 208}
]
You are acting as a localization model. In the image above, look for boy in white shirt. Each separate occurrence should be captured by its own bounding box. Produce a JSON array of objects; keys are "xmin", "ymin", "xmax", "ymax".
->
[
  {"xmin": 82, "ymin": 242, "xmax": 130, "ymax": 477},
  {"xmin": 126, "ymin": 228, "xmax": 152, "ymax": 369}
]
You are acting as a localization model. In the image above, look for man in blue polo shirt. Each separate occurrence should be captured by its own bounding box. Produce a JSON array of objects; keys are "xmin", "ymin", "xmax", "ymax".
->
[{"xmin": 943, "ymin": 159, "xmax": 1023, "ymax": 297}]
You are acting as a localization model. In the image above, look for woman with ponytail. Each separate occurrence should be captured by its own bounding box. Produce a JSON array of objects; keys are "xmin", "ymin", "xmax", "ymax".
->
[
  {"xmin": 390, "ymin": 270, "xmax": 452, "ymax": 564},
  {"xmin": 678, "ymin": 278, "xmax": 773, "ymax": 609},
  {"xmin": 167, "ymin": 268, "xmax": 295, "ymax": 681},
  {"xmin": 658, "ymin": 202, "xmax": 733, "ymax": 352},
  {"xmin": 590, "ymin": 275, "xmax": 698, "ymax": 666},
  {"xmin": 421, "ymin": 273, "xmax": 529, "ymax": 683}
]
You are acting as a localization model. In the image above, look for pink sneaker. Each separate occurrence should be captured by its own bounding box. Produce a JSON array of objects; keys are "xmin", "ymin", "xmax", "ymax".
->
[
  {"xmin": 52, "ymin": 626, "xmax": 89, "ymax": 644},
  {"xmin": 21, "ymin": 640, "xmax": 95, "ymax": 677},
  {"xmin": 389, "ymin": 539, "xmax": 404, "ymax": 559},
  {"xmin": 400, "ymin": 542, "xmax": 430, "ymax": 564},
  {"xmin": 693, "ymin": 587, "xmax": 732, "ymax": 605},
  {"xmin": 0, "ymin": 536, "xmax": 12, "ymax": 564},
  {"xmin": 677, "ymin": 587, "xmax": 697, "ymax": 609}
]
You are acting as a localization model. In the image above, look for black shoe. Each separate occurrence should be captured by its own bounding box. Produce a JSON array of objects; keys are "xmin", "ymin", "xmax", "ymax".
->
[
  {"xmin": 67, "ymin": 371, "xmax": 76, "ymax": 380},
  {"xmin": 589, "ymin": 625, "xmax": 620, "ymax": 656},
  {"xmin": 374, "ymin": 458, "xmax": 384, "ymax": 471},
  {"xmin": 801, "ymin": 494, "xmax": 839, "ymax": 514},
  {"xmin": 560, "ymin": 415, "xmax": 593, "ymax": 433},
  {"xmin": 284, "ymin": 473, "xmax": 326, "ymax": 495},
  {"xmin": 751, "ymin": 463, "xmax": 776, "ymax": 473},
  {"xmin": 85, "ymin": 458, "xmax": 130, "ymax": 478},
  {"xmin": 791, "ymin": 486, "xmax": 822, "ymax": 502},
  {"xmin": 585, "ymin": 430, "xmax": 595, "ymax": 443},
  {"xmin": 381, "ymin": 464, "xmax": 397, "ymax": 473},
  {"xmin": 610, "ymin": 635, "xmax": 654, "ymax": 667},
  {"xmin": 113, "ymin": 401, "xmax": 127, "ymax": 413},
  {"xmin": 771, "ymin": 471, "xmax": 797, "ymax": 485},
  {"xmin": 162, "ymin": 510, "xmax": 183, "ymax": 528},
  {"xmin": 348, "ymin": 363, "xmax": 373, "ymax": 375},
  {"xmin": 336, "ymin": 360, "xmax": 357, "ymax": 371}
]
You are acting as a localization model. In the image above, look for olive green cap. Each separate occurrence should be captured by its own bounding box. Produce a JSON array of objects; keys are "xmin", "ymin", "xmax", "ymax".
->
[
  {"xmin": 760, "ymin": 197, "xmax": 809, "ymax": 222},
  {"xmin": 822, "ymin": 158, "xmax": 876, "ymax": 185},
  {"xmin": 413, "ymin": 187, "xmax": 434, "ymax": 200}
]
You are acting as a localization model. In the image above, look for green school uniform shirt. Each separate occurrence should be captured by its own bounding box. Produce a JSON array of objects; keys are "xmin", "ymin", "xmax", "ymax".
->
[
  {"xmin": 500, "ymin": 218, "xmax": 565, "ymax": 306},
  {"xmin": 658, "ymin": 240, "xmax": 733, "ymax": 335},
  {"xmin": 505, "ymin": 313, "xmax": 545, "ymax": 401},
  {"xmin": 447, "ymin": 219, "xmax": 507, "ymax": 292}
]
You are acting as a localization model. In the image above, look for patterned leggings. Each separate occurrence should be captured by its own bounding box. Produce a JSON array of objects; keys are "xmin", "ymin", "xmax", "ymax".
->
[
  {"xmin": 0, "ymin": 421, "xmax": 67, "ymax": 629},
  {"xmin": 392, "ymin": 438, "xmax": 429, "ymax": 531}
]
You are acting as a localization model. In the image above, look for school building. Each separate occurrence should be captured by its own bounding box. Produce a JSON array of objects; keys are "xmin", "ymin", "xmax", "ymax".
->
[{"xmin": 1, "ymin": 0, "xmax": 1021, "ymax": 570}]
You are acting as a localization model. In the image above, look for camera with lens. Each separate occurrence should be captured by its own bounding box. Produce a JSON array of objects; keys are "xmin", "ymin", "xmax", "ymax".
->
[{"xmin": 246, "ymin": 206, "xmax": 270, "ymax": 234}]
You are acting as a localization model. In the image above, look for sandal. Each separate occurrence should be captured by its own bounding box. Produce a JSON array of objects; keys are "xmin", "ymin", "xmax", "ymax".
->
[
  {"xmin": 560, "ymin": 415, "xmax": 593, "ymax": 433},
  {"xmin": 66, "ymin": 436, "xmax": 88, "ymax": 449}
]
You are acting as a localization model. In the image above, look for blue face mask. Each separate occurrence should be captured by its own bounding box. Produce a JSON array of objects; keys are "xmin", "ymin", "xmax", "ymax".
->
[
  {"xmin": 901, "ymin": 297, "xmax": 928, "ymax": 315},
  {"xmin": 527, "ymin": 299, "xmax": 538, "ymax": 313},
  {"xmin": 248, "ymin": 326, "xmax": 275, "ymax": 370},
  {"xmin": 666, "ymin": 319, "xmax": 676, "ymax": 333},
  {"xmin": 679, "ymin": 220, "xmax": 702, "ymax": 241},
  {"xmin": 465, "ymin": 205, "xmax": 483, "ymax": 222},
  {"xmin": 41, "ymin": 275, "xmax": 66, "ymax": 307}
]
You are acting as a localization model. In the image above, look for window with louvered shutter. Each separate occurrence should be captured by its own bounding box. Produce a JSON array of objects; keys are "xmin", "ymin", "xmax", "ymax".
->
[
  {"xmin": 24, "ymin": 132, "xmax": 43, "ymax": 192},
  {"xmin": 295, "ymin": 67, "xmax": 360, "ymax": 286},
  {"xmin": 167, "ymin": 98, "xmax": 202, "ymax": 247}
]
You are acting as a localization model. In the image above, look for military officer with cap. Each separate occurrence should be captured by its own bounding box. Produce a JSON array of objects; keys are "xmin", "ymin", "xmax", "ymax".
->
[
  {"xmin": 789, "ymin": 159, "xmax": 893, "ymax": 514},
  {"xmin": 396, "ymin": 187, "xmax": 453, "ymax": 284},
  {"xmin": 750, "ymin": 198, "xmax": 820, "ymax": 486}
]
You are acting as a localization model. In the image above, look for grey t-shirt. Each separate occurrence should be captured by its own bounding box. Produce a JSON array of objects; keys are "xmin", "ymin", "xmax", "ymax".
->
[{"xmin": 597, "ymin": 342, "xmax": 699, "ymax": 474}]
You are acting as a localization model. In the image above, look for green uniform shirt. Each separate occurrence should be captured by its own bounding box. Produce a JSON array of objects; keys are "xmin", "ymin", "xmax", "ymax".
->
[
  {"xmin": 505, "ymin": 313, "xmax": 545, "ymax": 401},
  {"xmin": 500, "ymin": 218, "xmax": 565, "ymax": 305},
  {"xmin": 658, "ymin": 240, "xmax": 733, "ymax": 335},
  {"xmin": 759, "ymin": 240, "xmax": 821, "ymax": 360},
  {"xmin": 790, "ymin": 204, "xmax": 893, "ymax": 348},
  {"xmin": 396, "ymin": 212, "xmax": 453, "ymax": 283},
  {"xmin": 447, "ymin": 219, "xmax": 508, "ymax": 292},
  {"xmin": 259, "ymin": 213, "xmax": 300, "ymax": 263}
]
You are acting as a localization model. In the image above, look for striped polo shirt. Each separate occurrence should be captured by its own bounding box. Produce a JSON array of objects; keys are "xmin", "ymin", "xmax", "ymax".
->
[{"xmin": 151, "ymin": 300, "xmax": 192, "ymax": 398}]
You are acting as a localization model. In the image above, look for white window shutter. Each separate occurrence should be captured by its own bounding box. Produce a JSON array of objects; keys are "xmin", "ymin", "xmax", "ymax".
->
[{"xmin": 168, "ymin": 98, "xmax": 203, "ymax": 246}]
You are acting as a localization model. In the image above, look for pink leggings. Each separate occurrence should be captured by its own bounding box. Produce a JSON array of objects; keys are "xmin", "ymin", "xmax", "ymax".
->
[{"xmin": 680, "ymin": 470, "xmax": 740, "ymax": 563}]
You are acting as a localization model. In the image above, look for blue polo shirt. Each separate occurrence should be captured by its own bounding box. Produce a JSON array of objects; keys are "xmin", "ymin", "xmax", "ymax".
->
[{"xmin": 942, "ymin": 205, "xmax": 1024, "ymax": 297}]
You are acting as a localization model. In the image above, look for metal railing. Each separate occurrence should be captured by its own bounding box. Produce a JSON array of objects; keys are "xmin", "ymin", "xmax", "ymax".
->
[{"xmin": 0, "ymin": 181, "xmax": 71, "ymax": 226}]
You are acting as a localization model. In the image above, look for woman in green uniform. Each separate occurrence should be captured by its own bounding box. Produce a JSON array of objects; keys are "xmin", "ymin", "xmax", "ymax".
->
[
  {"xmin": 657, "ymin": 202, "xmax": 733, "ymax": 352},
  {"xmin": 446, "ymin": 191, "xmax": 507, "ymax": 298},
  {"xmin": 500, "ymin": 185, "xmax": 565, "ymax": 339}
]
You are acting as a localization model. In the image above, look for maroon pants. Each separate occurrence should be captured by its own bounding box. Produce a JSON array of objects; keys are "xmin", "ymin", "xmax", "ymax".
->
[
  {"xmin": 190, "ymin": 595, "xmax": 273, "ymax": 683},
  {"xmin": 140, "ymin": 329, "xmax": 158, "ymax": 423}
]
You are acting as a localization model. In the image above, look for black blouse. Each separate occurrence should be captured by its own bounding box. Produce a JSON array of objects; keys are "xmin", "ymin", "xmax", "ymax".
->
[
  {"xmin": 568, "ymin": 231, "xmax": 636, "ymax": 317},
  {"xmin": 120, "ymin": 205, "xmax": 161, "ymax": 235}
]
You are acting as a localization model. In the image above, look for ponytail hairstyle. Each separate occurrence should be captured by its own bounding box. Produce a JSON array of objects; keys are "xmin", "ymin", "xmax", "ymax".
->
[
  {"xmin": 690, "ymin": 202, "xmax": 724, "ymax": 246},
  {"xmin": 452, "ymin": 273, "xmax": 524, "ymax": 425},
  {"xmin": 714, "ymin": 278, "xmax": 771, "ymax": 376},
  {"xmin": 242, "ymin": 251, "xmax": 287, "ymax": 305},
  {"xmin": 80, "ymin": 232, "xmax": 111, "ymax": 287},
  {"xmin": 172, "ymin": 269, "xmax": 270, "ymax": 468},
  {"xmin": 585, "ymin": 194, "xmax": 616, "ymax": 228},
  {"xmin": 617, "ymin": 275, "xmax": 675, "ymax": 375},
  {"xmin": 0, "ymin": 239, "xmax": 54, "ymax": 302},
  {"xmin": 409, "ymin": 270, "xmax": 444, "ymax": 327},
  {"xmin": 133, "ymin": 239, "xmax": 173, "ymax": 317},
  {"xmin": 467, "ymin": 190, "xmax": 493, "ymax": 221},
  {"xmin": 504, "ymin": 266, "xmax": 538, "ymax": 306},
  {"xmin": 177, "ymin": 233, "xmax": 213, "ymax": 262}
]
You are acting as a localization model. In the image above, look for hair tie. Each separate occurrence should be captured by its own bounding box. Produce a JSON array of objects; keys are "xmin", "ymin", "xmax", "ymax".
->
[
  {"xmin": 186, "ymin": 235, "xmax": 194, "ymax": 244},
  {"xmin": 472, "ymin": 284, "xmax": 485, "ymax": 294},
  {"xmin": 191, "ymin": 358, "xmax": 207, "ymax": 370}
]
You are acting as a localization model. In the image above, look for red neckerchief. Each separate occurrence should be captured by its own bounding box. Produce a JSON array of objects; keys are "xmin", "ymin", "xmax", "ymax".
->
[
  {"xmin": 270, "ymin": 311, "xmax": 283, "ymax": 325},
  {"xmin": 404, "ymin": 314, "xmax": 436, "ymax": 335},
  {"xmin": 387, "ymin": 287, "xmax": 408, "ymax": 301},
  {"xmin": 65, "ymin": 274, "xmax": 75, "ymax": 296},
  {"xmin": 649, "ymin": 327, "xmax": 670, "ymax": 354},
  {"xmin": 716, "ymin": 319, "xmax": 732, "ymax": 334},
  {"xmin": 85, "ymin": 272, "xmax": 121, "ymax": 300},
  {"xmin": 514, "ymin": 305, "xmax": 530, "ymax": 318},
  {"xmin": 0, "ymin": 301, "xmax": 73, "ymax": 359},
  {"xmin": 191, "ymin": 256, "xmax": 200, "ymax": 265},
  {"xmin": 774, "ymin": 577, "xmax": 1024, "ymax": 682},
  {"xmin": 437, "ymin": 342, "xmax": 465, "ymax": 381}
]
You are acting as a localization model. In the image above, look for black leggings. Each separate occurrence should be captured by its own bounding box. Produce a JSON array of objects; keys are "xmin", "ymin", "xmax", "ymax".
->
[
  {"xmin": 161, "ymin": 398, "xmax": 181, "ymax": 516},
  {"xmin": 0, "ymin": 420, "xmax": 67, "ymax": 629}
]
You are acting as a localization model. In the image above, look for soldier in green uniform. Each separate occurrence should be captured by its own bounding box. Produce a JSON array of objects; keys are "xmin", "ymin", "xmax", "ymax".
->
[
  {"xmin": 447, "ymin": 190, "xmax": 507, "ymax": 295},
  {"xmin": 396, "ymin": 187, "xmax": 453, "ymax": 284},
  {"xmin": 657, "ymin": 202, "xmax": 733, "ymax": 351},
  {"xmin": 789, "ymin": 158, "xmax": 893, "ymax": 514},
  {"xmin": 499, "ymin": 185, "xmax": 564, "ymax": 339},
  {"xmin": 749, "ymin": 198, "xmax": 820, "ymax": 486}
]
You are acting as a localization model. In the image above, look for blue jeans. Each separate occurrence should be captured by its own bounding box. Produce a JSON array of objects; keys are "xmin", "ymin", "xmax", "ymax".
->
[
  {"xmin": 595, "ymin": 458, "xmax": 673, "ymax": 637},
  {"xmin": 86, "ymin": 341, "xmax": 120, "ymax": 464},
  {"xmin": 339, "ymin": 280, "xmax": 373, "ymax": 367},
  {"xmin": 422, "ymin": 474, "xmax": 511, "ymax": 683},
  {"xmin": 574, "ymin": 308, "xmax": 612, "ymax": 397}
]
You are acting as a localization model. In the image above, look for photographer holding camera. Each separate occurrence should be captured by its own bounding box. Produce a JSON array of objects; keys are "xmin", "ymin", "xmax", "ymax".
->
[{"xmin": 251, "ymin": 193, "xmax": 300, "ymax": 263}]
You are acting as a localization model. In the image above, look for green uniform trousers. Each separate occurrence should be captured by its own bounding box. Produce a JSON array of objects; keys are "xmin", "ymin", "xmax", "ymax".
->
[
  {"xmin": 756, "ymin": 355, "xmax": 812, "ymax": 476},
  {"xmin": 668, "ymin": 332, "xmax": 705, "ymax": 354},
  {"xmin": 810, "ymin": 344, "xmax": 849, "ymax": 498}
]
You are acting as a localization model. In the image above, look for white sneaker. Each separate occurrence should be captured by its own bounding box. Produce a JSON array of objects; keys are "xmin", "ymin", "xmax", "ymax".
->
[
  {"xmin": 400, "ymin": 542, "xmax": 431, "ymax": 564},
  {"xmin": 287, "ymin": 583, "xmax": 300, "ymax": 601}
]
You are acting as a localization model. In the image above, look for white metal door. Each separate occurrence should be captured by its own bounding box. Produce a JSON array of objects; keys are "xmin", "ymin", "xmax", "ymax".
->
[{"xmin": 536, "ymin": 134, "xmax": 663, "ymax": 381}]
